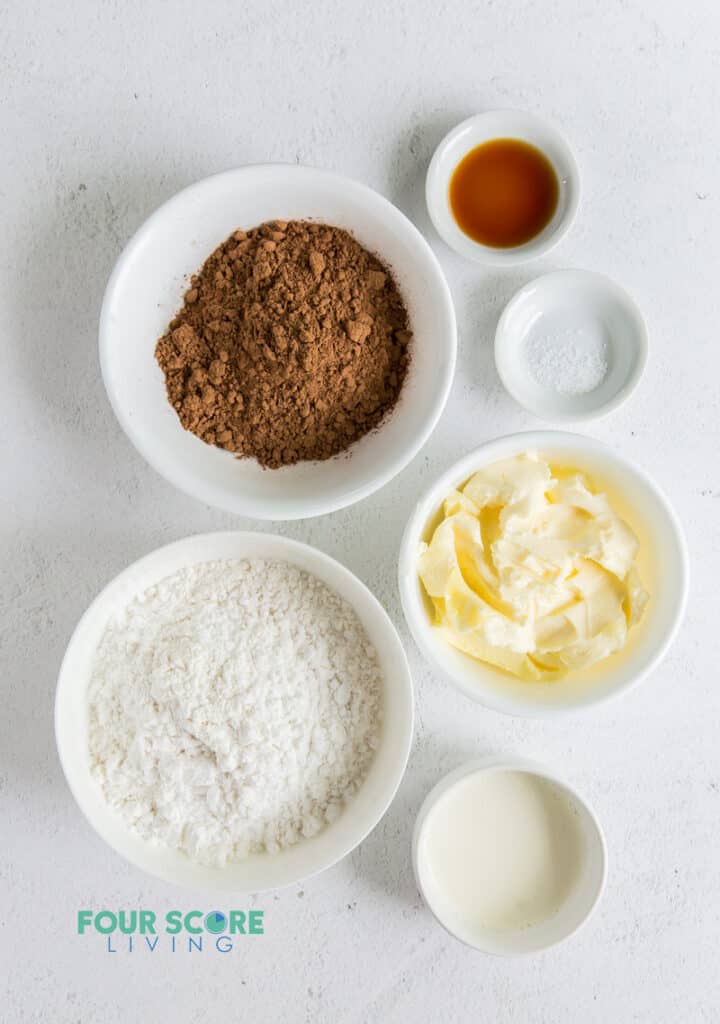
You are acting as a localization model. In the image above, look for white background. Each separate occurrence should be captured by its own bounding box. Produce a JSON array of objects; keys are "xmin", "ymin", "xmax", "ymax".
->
[{"xmin": 2, "ymin": 1, "xmax": 719, "ymax": 1021}]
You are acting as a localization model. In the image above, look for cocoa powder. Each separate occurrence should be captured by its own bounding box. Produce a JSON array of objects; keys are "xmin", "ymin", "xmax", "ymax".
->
[{"xmin": 155, "ymin": 220, "xmax": 412, "ymax": 468}]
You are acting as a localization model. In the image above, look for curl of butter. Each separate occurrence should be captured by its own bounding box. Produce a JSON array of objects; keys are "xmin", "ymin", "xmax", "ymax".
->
[{"xmin": 417, "ymin": 454, "xmax": 649, "ymax": 681}]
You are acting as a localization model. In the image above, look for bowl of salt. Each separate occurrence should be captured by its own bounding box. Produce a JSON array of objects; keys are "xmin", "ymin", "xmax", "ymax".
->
[{"xmin": 494, "ymin": 269, "xmax": 647, "ymax": 421}]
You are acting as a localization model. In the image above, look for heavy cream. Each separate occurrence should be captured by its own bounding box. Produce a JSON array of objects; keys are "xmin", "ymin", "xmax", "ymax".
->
[
  {"xmin": 417, "ymin": 453, "xmax": 649, "ymax": 680},
  {"xmin": 419, "ymin": 769, "xmax": 586, "ymax": 938}
]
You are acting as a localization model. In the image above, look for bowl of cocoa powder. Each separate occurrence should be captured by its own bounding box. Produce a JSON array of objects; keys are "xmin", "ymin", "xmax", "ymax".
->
[{"xmin": 100, "ymin": 165, "xmax": 456, "ymax": 519}]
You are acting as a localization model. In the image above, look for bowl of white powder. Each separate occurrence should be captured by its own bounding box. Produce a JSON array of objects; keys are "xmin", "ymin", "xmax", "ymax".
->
[
  {"xmin": 55, "ymin": 532, "xmax": 413, "ymax": 891},
  {"xmin": 494, "ymin": 270, "xmax": 648, "ymax": 420}
]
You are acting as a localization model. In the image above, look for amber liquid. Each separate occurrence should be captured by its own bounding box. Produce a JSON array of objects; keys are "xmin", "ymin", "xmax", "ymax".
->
[{"xmin": 449, "ymin": 138, "xmax": 559, "ymax": 248}]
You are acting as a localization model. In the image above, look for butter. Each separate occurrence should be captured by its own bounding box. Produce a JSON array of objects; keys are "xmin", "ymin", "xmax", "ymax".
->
[{"xmin": 417, "ymin": 454, "xmax": 649, "ymax": 681}]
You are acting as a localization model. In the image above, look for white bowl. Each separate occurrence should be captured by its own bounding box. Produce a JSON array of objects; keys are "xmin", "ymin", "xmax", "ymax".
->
[
  {"xmin": 55, "ymin": 532, "xmax": 414, "ymax": 892},
  {"xmin": 100, "ymin": 165, "xmax": 456, "ymax": 520},
  {"xmin": 426, "ymin": 110, "xmax": 580, "ymax": 265},
  {"xmin": 399, "ymin": 431, "xmax": 689, "ymax": 717},
  {"xmin": 495, "ymin": 271, "xmax": 648, "ymax": 420},
  {"xmin": 413, "ymin": 757, "xmax": 607, "ymax": 955}
]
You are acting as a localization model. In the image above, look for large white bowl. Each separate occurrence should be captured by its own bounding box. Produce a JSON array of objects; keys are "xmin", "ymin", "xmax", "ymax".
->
[
  {"xmin": 399, "ymin": 432, "xmax": 689, "ymax": 717},
  {"xmin": 100, "ymin": 165, "xmax": 456, "ymax": 520},
  {"xmin": 55, "ymin": 532, "xmax": 414, "ymax": 892}
]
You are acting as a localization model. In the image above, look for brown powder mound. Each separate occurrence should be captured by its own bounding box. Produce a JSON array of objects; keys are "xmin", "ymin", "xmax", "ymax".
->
[{"xmin": 155, "ymin": 220, "xmax": 412, "ymax": 469}]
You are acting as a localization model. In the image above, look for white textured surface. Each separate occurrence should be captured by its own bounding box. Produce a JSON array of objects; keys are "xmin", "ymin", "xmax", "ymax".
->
[{"xmin": 2, "ymin": 1, "xmax": 719, "ymax": 1020}]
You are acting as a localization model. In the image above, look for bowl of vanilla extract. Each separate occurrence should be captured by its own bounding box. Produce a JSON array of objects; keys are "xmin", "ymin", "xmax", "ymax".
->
[{"xmin": 426, "ymin": 110, "xmax": 581, "ymax": 265}]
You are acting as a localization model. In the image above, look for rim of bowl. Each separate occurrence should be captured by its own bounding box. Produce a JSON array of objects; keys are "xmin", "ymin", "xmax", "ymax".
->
[
  {"xmin": 55, "ymin": 530, "xmax": 415, "ymax": 891},
  {"xmin": 99, "ymin": 163, "xmax": 457, "ymax": 521},
  {"xmin": 425, "ymin": 110, "xmax": 581, "ymax": 266},
  {"xmin": 412, "ymin": 755, "xmax": 607, "ymax": 955},
  {"xmin": 494, "ymin": 270, "xmax": 649, "ymax": 422},
  {"xmin": 398, "ymin": 430, "xmax": 690, "ymax": 718}
]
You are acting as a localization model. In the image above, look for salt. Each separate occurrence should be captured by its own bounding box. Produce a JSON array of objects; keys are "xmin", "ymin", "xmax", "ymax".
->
[{"xmin": 524, "ymin": 326, "xmax": 609, "ymax": 395}]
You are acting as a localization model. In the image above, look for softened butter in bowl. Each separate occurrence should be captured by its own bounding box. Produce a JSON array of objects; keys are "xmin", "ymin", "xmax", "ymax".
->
[
  {"xmin": 398, "ymin": 431, "xmax": 688, "ymax": 717},
  {"xmin": 417, "ymin": 452, "xmax": 649, "ymax": 681}
]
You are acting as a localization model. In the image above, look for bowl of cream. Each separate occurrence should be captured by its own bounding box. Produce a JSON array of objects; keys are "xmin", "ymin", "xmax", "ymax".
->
[
  {"xmin": 413, "ymin": 758, "xmax": 606, "ymax": 955},
  {"xmin": 398, "ymin": 431, "xmax": 689, "ymax": 716}
]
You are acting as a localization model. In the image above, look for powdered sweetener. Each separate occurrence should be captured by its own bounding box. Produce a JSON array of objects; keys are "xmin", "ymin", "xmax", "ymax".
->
[{"xmin": 88, "ymin": 559, "xmax": 382, "ymax": 866}]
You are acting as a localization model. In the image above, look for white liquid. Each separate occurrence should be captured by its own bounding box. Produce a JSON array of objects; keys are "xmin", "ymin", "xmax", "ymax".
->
[{"xmin": 421, "ymin": 770, "xmax": 585, "ymax": 935}]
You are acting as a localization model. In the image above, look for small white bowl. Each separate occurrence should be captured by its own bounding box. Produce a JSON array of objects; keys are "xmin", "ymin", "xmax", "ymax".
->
[
  {"xmin": 100, "ymin": 165, "xmax": 456, "ymax": 520},
  {"xmin": 426, "ymin": 111, "xmax": 580, "ymax": 265},
  {"xmin": 495, "ymin": 270, "xmax": 648, "ymax": 420},
  {"xmin": 55, "ymin": 531, "xmax": 414, "ymax": 892},
  {"xmin": 398, "ymin": 431, "xmax": 689, "ymax": 717},
  {"xmin": 413, "ymin": 757, "xmax": 607, "ymax": 955}
]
